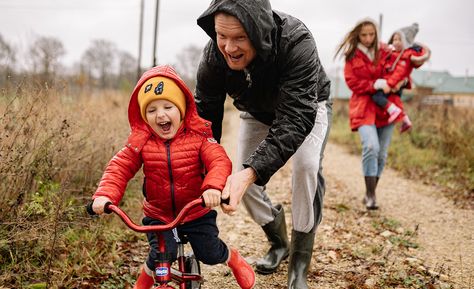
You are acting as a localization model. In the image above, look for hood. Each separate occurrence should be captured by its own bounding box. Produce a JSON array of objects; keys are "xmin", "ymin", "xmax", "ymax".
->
[
  {"xmin": 128, "ymin": 65, "xmax": 212, "ymax": 138},
  {"xmin": 390, "ymin": 23, "xmax": 419, "ymax": 49},
  {"xmin": 197, "ymin": 0, "xmax": 277, "ymax": 62}
]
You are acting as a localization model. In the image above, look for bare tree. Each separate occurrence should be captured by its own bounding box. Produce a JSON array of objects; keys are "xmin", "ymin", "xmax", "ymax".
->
[
  {"xmin": 118, "ymin": 50, "xmax": 137, "ymax": 90},
  {"xmin": 81, "ymin": 39, "xmax": 117, "ymax": 89},
  {"xmin": 173, "ymin": 44, "xmax": 203, "ymax": 90},
  {"xmin": 0, "ymin": 34, "xmax": 16, "ymax": 87},
  {"xmin": 29, "ymin": 36, "xmax": 65, "ymax": 85}
]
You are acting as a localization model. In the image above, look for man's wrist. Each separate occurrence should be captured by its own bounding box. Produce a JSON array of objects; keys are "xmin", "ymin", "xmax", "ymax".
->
[{"xmin": 243, "ymin": 167, "xmax": 258, "ymax": 184}]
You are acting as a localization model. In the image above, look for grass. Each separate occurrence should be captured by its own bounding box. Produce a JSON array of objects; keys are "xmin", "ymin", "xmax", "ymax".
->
[
  {"xmin": 0, "ymin": 81, "xmax": 145, "ymax": 288},
  {"xmin": 331, "ymin": 206, "xmax": 452, "ymax": 289},
  {"xmin": 330, "ymin": 99, "xmax": 474, "ymax": 208},
  {"xmin": 0, "ymin": 81, "xmax": 471, "ymax": 288}
]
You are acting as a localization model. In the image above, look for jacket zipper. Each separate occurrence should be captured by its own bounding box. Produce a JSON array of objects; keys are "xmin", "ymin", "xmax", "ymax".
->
[
  {"xmin": 244, "ymin": 68, "xmax": 252, "ymax": 88},
  {"xmin": 165, "ymin": 141, "xmax": 177, "ymax": 217}
]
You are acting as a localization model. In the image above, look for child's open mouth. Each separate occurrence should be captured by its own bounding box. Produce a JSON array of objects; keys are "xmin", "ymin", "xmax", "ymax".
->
[{"xmin": 160, "ymin": 122, "xmax": 171, "ymax": 131}]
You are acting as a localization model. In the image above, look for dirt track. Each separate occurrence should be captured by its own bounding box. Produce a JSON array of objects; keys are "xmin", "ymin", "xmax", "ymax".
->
[
  {"xmin": 324, "ymin": 143, "xmax": 474, "ymax": 284},
  {"xmin": 197, "ymin": 107, "xmax": 473, "ymax": 289}
]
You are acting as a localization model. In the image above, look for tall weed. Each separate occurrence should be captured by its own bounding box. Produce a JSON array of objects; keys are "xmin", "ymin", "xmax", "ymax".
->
[
  {"xmin": 330, "ymin": 100, "xmax": 474, "ymax": 207},
  {"xmin": 0, "ymin": 80, "xmax": 136, "ymax": 287}
]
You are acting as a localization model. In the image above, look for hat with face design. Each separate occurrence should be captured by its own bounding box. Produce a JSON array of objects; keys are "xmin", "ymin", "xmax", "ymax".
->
[{"xmin": 137, "ymin": 76, "xmax": 186, "ymax": 122}]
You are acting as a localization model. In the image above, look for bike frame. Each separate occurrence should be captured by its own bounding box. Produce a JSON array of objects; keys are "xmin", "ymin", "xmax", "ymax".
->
[{"xmin": 104, "ymin": 199, "xmax": 204, "ymax": 289}]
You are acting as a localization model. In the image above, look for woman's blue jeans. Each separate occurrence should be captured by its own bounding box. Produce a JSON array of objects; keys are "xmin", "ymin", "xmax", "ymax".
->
[{"xmin": 357, "ymin": 124, "xmax": 395, "ymax": 177}]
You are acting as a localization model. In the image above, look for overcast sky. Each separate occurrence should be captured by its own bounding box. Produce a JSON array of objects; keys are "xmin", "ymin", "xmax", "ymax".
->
[{"xmin": 1, "ymin": 0, "xmax": 473, "ymax": 77}]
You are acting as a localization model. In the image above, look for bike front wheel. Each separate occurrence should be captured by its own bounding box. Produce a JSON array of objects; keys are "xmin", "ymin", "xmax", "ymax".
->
[{"xmin": 184, "ymin": 253, "xmax": 201, "ymax": 289}]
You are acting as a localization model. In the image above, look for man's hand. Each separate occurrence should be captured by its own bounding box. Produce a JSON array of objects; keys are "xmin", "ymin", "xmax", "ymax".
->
[
  {"xmin": 202, "ymin": 189, "xmax": 222, "ymax": 208},
  {"xmin": 92, "ymin": 196, "xmax": 112, "ymax": 215},
  {"xmin": 221, "ymin": 167, "xmax": 257, "ymax": 215}
]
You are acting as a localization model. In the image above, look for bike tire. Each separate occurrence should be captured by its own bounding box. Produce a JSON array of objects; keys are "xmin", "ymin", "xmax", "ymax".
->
[{"xmin": 184, "ymin": 253, "xmax": 201, "ymax": 289}]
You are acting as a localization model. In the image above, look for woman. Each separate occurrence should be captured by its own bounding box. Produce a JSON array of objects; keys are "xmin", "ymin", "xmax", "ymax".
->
[{"xmin": 335, "ymin": 18, "xmax": 402, "ymax": 210}]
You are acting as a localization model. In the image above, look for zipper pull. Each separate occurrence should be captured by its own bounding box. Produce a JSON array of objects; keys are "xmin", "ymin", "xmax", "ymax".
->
[{"xmin": 244, "ymin": 68, "xmax": 252, "ymax": 88}]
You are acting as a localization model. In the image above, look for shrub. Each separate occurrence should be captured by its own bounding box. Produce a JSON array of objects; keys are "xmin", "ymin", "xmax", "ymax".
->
[
  {"xmin": 0, "ymin": 80, "xmax": 136, "ymax": 287},
  {"xmin": 330, "ymin": 100, "xmax": 474, "ymax": 207}
]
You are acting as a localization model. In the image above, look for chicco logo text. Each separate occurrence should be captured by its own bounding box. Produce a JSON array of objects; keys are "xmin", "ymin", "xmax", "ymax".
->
[{"xmin": 155, "ymin": 267, "xmax": 169, "ymax": 276}]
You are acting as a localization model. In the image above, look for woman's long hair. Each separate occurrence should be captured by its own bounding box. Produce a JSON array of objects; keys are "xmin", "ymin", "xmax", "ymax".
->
[{"xmin": 335, "ymin": 19, "xmax": 379, "ymax": 64}]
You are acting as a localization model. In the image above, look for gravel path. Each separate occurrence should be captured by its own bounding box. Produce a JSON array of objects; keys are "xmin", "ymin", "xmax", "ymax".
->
[
  {"xmin": 197, "ymin": 107, "xmax": 473, "ymax": 288},
  {"xmin": 324, "ymin": 143, "xmax": 474, "ymax": 286}
]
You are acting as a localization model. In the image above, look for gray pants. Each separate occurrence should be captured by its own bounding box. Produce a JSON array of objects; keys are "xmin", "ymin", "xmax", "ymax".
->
[{"xmin": 238, "ymin": 100, "xmax": 332, "ymax": 233}]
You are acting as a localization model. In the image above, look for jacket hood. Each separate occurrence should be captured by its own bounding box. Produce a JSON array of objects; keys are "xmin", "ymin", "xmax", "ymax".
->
[
  {"xmin": 128, "ymin": 65, "xmax": 213, "ymax": 138},
  {"xmin": 390, "ymin": 23, "xmax": 419, "ymax": 49},
  {"xmin": 197, "ymin": 0, "xmax": 276, "ymax": 62}
]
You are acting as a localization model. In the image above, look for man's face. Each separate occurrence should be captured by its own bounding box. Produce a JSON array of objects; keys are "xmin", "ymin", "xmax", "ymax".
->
[{"xmin": 214, "ymin": 13, "xmax": 257, "ymax": 71}]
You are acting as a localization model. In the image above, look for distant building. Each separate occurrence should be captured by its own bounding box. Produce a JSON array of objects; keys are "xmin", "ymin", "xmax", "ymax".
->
[
  {"xmin": 411, "ymin": 70, "xmax": 452, "ymax": 90},
  {"xmin": 410, "ymin": 70, "xmax": 474, "ymax": 108},
  {"xmin": 407, "ymin": 70, "xmax": 452, "ymax": 99},
  {"xmin": 332, "ymin": 69, "xmax": 474, "ymax": 108}
]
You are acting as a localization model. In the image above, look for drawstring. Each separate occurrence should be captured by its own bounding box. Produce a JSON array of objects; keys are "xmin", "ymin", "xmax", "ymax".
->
[
  {"xmin": 388, "ymin": 48, "xmax": 405, "ymax": 73},
  {"xmin": 244, "ymin": 68, "xmax": 252, "ymax": 88}
]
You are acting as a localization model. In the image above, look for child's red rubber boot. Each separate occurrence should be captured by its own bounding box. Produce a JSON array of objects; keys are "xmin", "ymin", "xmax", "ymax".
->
[
  {"xmin": 400, "ymin": 115, "xmax": 412, "ymax": 133},
  {"xmin": 133, "ymin": 266, "xmax": 154, "ymax": 289},
  {"xmin": 227, "ymin": 248, "xmax": 256, "ymax": 289},
  {"xmin": 386, "ymin": 103, "xmax": 402, "ymax": 123}
]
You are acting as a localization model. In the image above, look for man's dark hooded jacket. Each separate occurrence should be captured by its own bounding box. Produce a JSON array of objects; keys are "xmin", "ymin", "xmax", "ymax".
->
[{"xmin": 195, "ymin": 0, "xmax": 331, "ymax": 186}]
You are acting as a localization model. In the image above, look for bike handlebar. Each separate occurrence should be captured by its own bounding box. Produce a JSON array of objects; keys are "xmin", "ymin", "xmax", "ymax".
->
[{"xmin": 86, "ymin": 197, "xmax": 230, "ymax": 233}]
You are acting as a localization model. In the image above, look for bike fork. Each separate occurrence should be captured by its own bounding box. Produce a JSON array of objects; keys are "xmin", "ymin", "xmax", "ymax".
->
[
  {"xmin": 154, "ymin": 233, "xmax": 172, "ymax": 286},
  {"xmin": 177, "ymin": 241, "xmax": 186, "ymax": 289}
]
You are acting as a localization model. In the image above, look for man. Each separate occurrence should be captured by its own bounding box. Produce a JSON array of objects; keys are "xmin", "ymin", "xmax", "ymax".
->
[{"xmin": 195, "ymin": 1, "xmax": 331, "ymax": 288}]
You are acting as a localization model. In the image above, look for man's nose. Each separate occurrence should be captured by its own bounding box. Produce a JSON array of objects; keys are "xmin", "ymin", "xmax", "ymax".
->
[{"xmin": 225, "ymin": 40, "xmax": 238, "ymax": 53}]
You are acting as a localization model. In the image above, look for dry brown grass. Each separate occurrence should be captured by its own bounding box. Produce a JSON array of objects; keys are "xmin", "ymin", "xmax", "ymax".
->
[
  {"xmin": 2, "ymin": 88, "xmax": 471, "ymax": 288},
  {"xmin": 0, "ymin": 81, "xmax": 131, "ymax": 287},
  {"xmin": 330, "ymin": 99, "xmax": 474, "ymax": 209}
]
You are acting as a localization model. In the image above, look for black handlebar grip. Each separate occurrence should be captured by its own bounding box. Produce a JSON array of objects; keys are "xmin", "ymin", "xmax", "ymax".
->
[
  {"xmin": 104, "ymin": 202, "xmax": 113, "ymax": 214},
  {"xmin": 86, "ymin": 201, "xmax": 113, "ymax": 215},
  {"xmin": 86, "ymin": 202, "xmax": 96, "ymax": 216},
  {"xmin": 221, "ymin": 197, "xmax": 230, "ymax": 205},
  {"xmin": 199, "ymin": 196, "xmax": 230, "ymax": 207}
]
